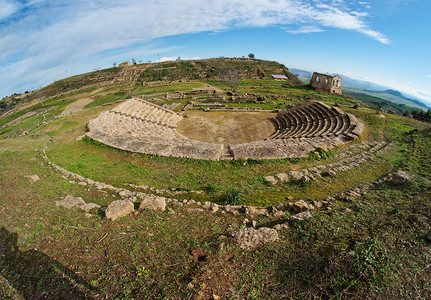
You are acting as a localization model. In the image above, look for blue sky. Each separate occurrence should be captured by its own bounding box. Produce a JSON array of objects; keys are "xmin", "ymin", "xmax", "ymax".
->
[{"xmin": 1, "ymin": 0, "xmax": 431, "ymax": 105}]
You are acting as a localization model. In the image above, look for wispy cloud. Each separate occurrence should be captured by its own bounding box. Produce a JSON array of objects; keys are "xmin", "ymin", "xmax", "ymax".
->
[
  {"xmin": 286, "ymin": 26, "xmax": 325, "ymax": 34},
  {"xmin": 0, "ymin": 0, "xmax": 391, "ymax": 98},
  {"xmin": 0, "ymin": 0, "xmax": 19, "ymax": 21},
  {"xmin": 427, "ymin": 75, "xmax": 431, "ymax": 78},
  {"xmin": 157, "ymin": 56, "xmax": 201, "ymax": 63}
]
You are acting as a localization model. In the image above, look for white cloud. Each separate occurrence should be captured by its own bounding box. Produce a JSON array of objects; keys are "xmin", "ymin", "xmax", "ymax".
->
[
  {"xmin": 157, "ymin": 56, "xmax": 201, "ymax": 63},
  {"xmin": 0, "ymin": 0, "xmax": 19, "ymax": 20},
  {"xmin": 0, "ymin": 0, "xmax": 391, "ymax": 97},
  {"xmin": 286, "ymin": 26, "xmax": 325, "ymax": 34},
  {"xmin": 427, "ymin": 75, "xmax": 431, "ymax": 78}
]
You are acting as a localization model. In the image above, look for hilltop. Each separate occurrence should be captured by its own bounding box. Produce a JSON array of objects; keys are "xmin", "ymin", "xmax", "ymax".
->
[{"xmin": 0, "ymin": 58, "xmax": 430, "ymax": 299}]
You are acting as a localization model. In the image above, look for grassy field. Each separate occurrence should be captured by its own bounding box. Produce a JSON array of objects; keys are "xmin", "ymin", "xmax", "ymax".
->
[{"xmin": 1, "ymin": 73, "xmax": 430, "ymax": 298}]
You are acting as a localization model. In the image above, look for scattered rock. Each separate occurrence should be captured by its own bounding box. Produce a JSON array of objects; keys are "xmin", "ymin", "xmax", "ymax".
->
[
  {"xmin": 24, "ymin": 175, "xmax": 40, "ymax": 183},
  {"xmin": 139, "ymin": 195, "xmax": 167, "ymax": 211},
  {"xmin": 185, "ymin": 208, "xmax": 204, "ymax": 212},
  {"xmin": 239, "ymin": 206, "xmax": 249, "ymax": 214},
  {"xmin": 202, "ymin": 201, "xmax": 212, "ymax": 208},
  {"xmin": 391, "ymin": 171, "xmax": 414, "ymax": 185},
  {"xmin": 291, "ymin": 210, "xmax": 312, "ymax": 220},
  {"xmin": 79, "ymin": 203, "xmax": 101, "ymax": 212},
  {"xmin": 313, "ymin": 201, "xmax": 323, "ymax": 209},
  {"xmin": 301, "ymin": 175, "xmax": 311, "ymax": 183},
  {"xmin": 56, "ymin": 195, "xmax": 85, "ymax": 209},
  {"xmin": 290, "ymin": 200, "xmax": 314, "ymax": 213},
  {"xmin": 327, "ymin": 170, "xmax": 337, "ymax": 177},
  {"xmin": 119, "ymin": 190, "xmax": 132, "ymax": 197},
  {"xmin": 288, "ymin": 170, "xmax": 303, "ymax": 181},
  {"xmin": 230, "ymin": 227, "xmax": 279, "ymax": 250},
  {"xmin": 274, "ymin": 223, "xmax": 289, "ymax": 230},
  {"xmin": 273, "ymin": 210, "xmax": 285, "ymax": 218},
  {"xmin": 264, "ymin": 175, "xmax": 278, "ymax": 185},
  {"xmin": 275, "ymin": 173, "xmax": 290, "ymax": 183},
  {"xmin": 105, "ymin": 200, "xmax": 135, "ymax": 221},
  {"xmin": 275, "ymin": 203, "xmax": 286, "ymax": 211},
  {"xmin": 209, "ymin": 203, "xmax": 219, "ymax": 212}
]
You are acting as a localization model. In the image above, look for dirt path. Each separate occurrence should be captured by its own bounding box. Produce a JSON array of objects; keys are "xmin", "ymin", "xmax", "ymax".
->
[
  {"xmin": 61, "ymin": 98, "xmax": 94, "ymax": 116},
  {"xmin": 177, "ymin": 111, "xmax": 276, "ymax": 144}
]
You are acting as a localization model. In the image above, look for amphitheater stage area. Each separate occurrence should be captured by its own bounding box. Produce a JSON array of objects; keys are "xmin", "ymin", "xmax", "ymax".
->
[
  {"xmin": 177, "ymin": 111, "xmax": 276, "ymax": 144},
  {"xmin": 86, "ymin": 98, "xmax": 364, "ymax": 160}
]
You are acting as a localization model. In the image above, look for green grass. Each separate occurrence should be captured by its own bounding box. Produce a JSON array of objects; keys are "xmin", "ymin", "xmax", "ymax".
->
[
  {"xmin": 1, "ymin": 74, "xmax": 431, "ymax": 299},
  {"xmin": 2, "ymin": 146, "xmax": 430, "ymax": 298},
  {"xmin": 41, "ymin": 98, "xmax": 419, "ymax": 206}
]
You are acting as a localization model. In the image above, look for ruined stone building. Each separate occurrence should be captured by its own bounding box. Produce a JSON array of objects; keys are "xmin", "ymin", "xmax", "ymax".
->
[
  {"xmin": 119, "ymin": 61, "xmax": 131, "ymax": 67},
  {"xmin": 310, "ymin": 72, "xmax": 342, "ymax": 95}
]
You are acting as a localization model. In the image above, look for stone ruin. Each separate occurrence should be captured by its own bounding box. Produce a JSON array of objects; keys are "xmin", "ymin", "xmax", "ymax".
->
[
  {"xmin": 86, "ymin": 98, "xmax": 364, "ymax": 160},
  {"xmin": 310, "ymin": 72, "xmax": 342, "ymax": 95}
]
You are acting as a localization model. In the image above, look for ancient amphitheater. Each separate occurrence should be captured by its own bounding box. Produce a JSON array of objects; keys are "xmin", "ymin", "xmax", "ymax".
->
[{"xmin": 86, "ymin": 98, "xmax": 364, "ymax": 160}]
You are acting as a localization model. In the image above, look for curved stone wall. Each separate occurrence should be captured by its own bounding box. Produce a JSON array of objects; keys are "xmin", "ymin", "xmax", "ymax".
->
[{"xmin": 86, "ymin": 98, "xmax": 364, "ymax": 160}]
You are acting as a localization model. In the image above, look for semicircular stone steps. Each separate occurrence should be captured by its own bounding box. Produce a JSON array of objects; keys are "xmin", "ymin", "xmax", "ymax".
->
[
  {"xmin": 269, "ymin": 101, "xmax": 362, "ymax": 141},
  {"xmin": 86, "ymin": 98, "xmax": 364, "ymax": 160}
]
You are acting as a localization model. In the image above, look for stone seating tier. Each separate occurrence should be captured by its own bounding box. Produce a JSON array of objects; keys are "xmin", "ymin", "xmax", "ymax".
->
[
  {"xmin": 270, "ymin": 102, "xmax": 362, "ymax": 140},
  {"xmin": 86, "ymin": 98, "xmax": 364, "ymax": 160}
]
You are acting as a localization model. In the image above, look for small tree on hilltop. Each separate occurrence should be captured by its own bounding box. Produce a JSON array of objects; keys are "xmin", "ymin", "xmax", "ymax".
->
[{"xmin": 248, "ymin": 53, "xmax": 255, "ymax": 59}]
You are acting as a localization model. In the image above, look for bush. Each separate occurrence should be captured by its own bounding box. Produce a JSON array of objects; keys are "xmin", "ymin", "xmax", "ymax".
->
[
  {"xmin": 223, "ymin": 187, "xmax": 243, "ymax": 205},
  {"xmin": 206, "ymin": 184, "xmax": 219, "ymax": 195}
]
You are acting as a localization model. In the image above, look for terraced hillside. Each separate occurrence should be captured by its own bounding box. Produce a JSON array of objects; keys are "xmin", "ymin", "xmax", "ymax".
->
[{"xmin": 0, "ymin": 59, "xmax": 430, "ymax": 299}]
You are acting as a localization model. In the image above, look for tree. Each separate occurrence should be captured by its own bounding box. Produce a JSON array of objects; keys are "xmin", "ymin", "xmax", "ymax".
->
[
  {"xmin": 218, "ymin": 64, "xmax": 240, "ymax": 91},
  {"xmin": 132, "ymin": 58, "xmax": 136, "ymax": 65},
  {"xmin": 113, "ymin": 62, "xmax": 117, "ymax": 67},
  {"xmin": 248, "ymin": 53, "xmax": 255, "ymax": 59},
  {"xmin": 0, "ymin": 101, "xmax": 7, "ymax": 111}
]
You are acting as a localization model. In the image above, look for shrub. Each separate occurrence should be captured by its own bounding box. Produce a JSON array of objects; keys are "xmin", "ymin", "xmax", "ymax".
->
[
  {"xmin": 223, "ymin": 187, "xmax": 243, "ymax": 205},
  {"xmin": 206, "ymin": 184, "xmax": 219, "ymax": 195}
]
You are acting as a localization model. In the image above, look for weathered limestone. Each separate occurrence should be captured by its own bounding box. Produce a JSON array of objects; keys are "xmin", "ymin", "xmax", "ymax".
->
[
  {"xmin": 391, "ymin": 171, "xmax": 414, "ymax": 185},
  {"xmin": 291, "ymin": 211, "xmax": 313, "ymax": 221},
  {"xmin": 264, "ymin": 175, "xmax": 278, "ymax": 185},
  {"xmin": 24, "ymin": 175, "xmax": 40, "ymax": 183},
  {"xmin": 86, "ymin": 99, "xmax": 363, "ymax": 161},
  {"xmin": 290, "ymin": 200, "xmax": 314, "ymax": 213},
  {"xmin": 56, "ymin": 195, "xmax": 85, "ymax": 209},
  {"xmin": 275, "ymin": 173, "xmax": 290, "ymax": 183},
  {"xmin": 230, "ymin": 227, "xmax": 279, "ymax": 250},
  {"xmin": 265, "ymin": 141, "xmax": 393, "ymax": 186},
  {"xmin": 105, "ymin": 200, "xmax": 135, "ymax": 221},
  {"xmin": 79, "ymin": 203, "xmax": 101, "ymax": 212},
  {"xmin": 139, "ymin": 195, "xmax": 167, "ymax": 211}
]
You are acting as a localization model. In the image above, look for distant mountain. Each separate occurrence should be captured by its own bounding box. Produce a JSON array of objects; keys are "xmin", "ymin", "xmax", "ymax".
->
[
  {"xmin": 290, "ymin": 69, "xmax": 312, "ymax": 84},
  {"xmin": 290, "ymin": 68, "xmax": 430, "ymax": 112}
]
